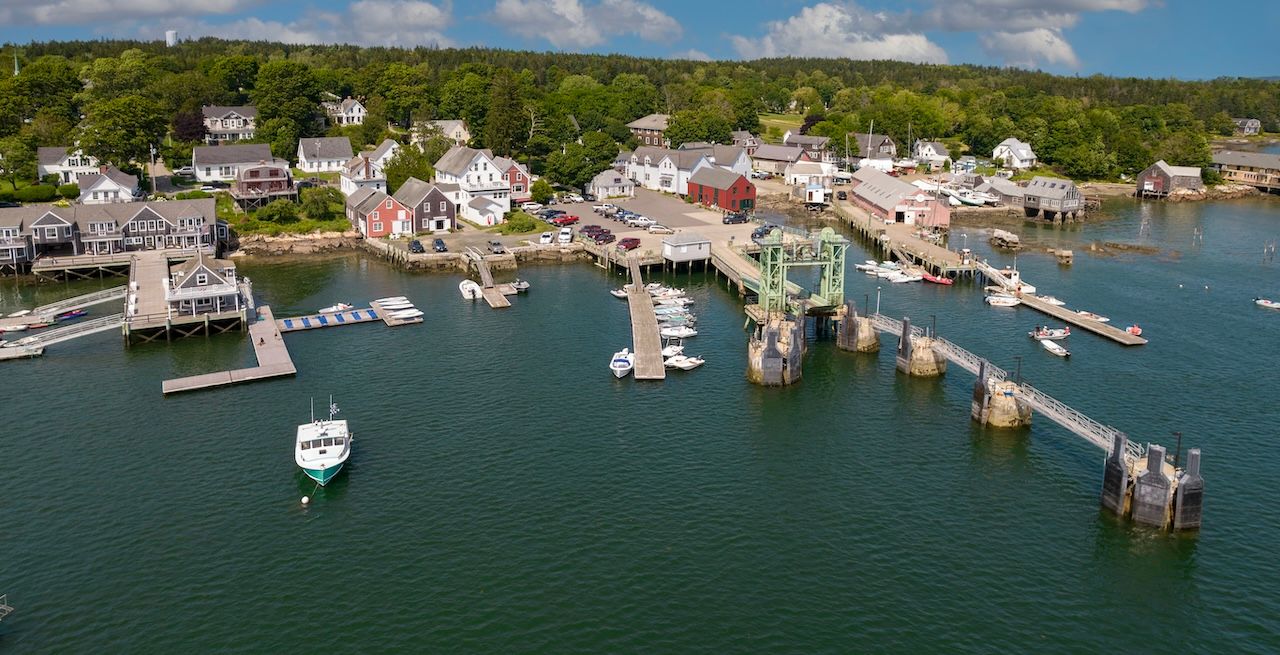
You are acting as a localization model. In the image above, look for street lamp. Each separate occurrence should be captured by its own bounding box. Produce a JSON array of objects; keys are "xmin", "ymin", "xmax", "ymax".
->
[{"xmin": 875, "ymin": 286, "xmax": 882, "ymax": 315}]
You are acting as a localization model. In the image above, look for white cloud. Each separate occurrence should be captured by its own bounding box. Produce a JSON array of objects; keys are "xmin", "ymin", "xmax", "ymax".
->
[
  {"xmin": 669, "ymin": 48, "xmax": 711, "ymax": 61},
  {"xmin": 910, "ymin": 0, "xmax": 1150, "ymax": 33},
  {"xmin": 730, "ymin": 3, "xmax": 948, "ymax": 64},
  {"xmin": 169, "ymin": 1, "xmax": 453, "ymax": 47},
  {"xmin": 980, "ymin": 28, "xmax": 1080, "ymax": 69},
  {"xmin": 491, "ymin": 0, "xmax": 680, "ymax": 49},
  {"xmin": 0, "ymin": 0, "xmax": 258, "ymax": 25}
]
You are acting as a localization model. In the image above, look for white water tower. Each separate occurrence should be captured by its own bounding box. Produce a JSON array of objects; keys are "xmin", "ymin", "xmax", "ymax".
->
[{"xmin": 165, "ymin": 30, "xmax": 178, "ymax": 47}]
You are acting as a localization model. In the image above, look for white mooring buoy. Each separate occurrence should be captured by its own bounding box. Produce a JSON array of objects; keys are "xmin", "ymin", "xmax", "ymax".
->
[{"xmin": 301, "ymin": 496, "xmax": 310, "ymax": 505}]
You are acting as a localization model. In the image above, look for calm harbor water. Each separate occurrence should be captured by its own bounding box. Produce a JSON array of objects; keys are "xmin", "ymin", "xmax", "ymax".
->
[{"xmin": 1, "ymin": 197, "xmax": 1278, "ymax": 652}]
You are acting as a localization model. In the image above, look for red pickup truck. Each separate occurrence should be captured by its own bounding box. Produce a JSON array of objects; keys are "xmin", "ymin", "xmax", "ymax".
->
[{"xmin": 550, "ymin": 215, "xmax": 579, "ymax": 227}]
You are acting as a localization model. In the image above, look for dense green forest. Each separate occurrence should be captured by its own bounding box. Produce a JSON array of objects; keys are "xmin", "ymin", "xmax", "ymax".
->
[{"xmin": 1, "ymin": 38, "xmax": 1277, "ymax": 190}]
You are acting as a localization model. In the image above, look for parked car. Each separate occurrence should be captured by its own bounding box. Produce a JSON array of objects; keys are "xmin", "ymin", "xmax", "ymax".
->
[
  {"xmin": 562, "ymin": 193, "xmax": 584, "ymax": 203},
  {"xmin": 580, "ymin": 224, "xmax": 603, "ymax": 234},
  {"xmin": 172, "ymin": 166, "xmax": 194, "ymax": 176},
  {"xmin": 647, "ymin": 224, "xmax": 674, "ymax": 234},
  {"xmin": 557, "ymin": 227, "xmax": 573, "ymax": 245},
  {"xmin": 625, "ymin": 216, "xmax": 655, "ymax": 228},
  {"xmin": 617, "ymin": 237, "xmax": 641, "ymax": 252},
  {"xmin": 592, "ymin": 203, "xmax": 616, "ymax": 214},
  {"xmin": 488, "ymin": 240, "xmax": 507, "ymax": 254},
  {"xmin": 837, "ymin": 190, "xmax": 848, "ymax": 200},
  {"xmin": 199, "ymin": 185, "xmax": 216, "ymax": 192},
  {"xmin": 538, "ymin": 231, "xmax": 554, "ymax": 245},
  {"xmin": 751, "ymin": 224, "xmax": 779, "ymax": 240},
  {"xmin": 408, "ymin": 239, "xmax": 425, "ymax": 254},
  {"xmin": 582, "ymin": 193, "xmax": 596, "ymax": 202},
  {"xmin": 432, "ymin": 238, "xmax": 448, "ymax": 253},
  {"xmin": 0, "ymin": 201, "xmax": 19, "ymax": 208},
  {"xmin": 593, "ymin": 232, "xmax": 616, "ymax": 245},
  {"xmin": 521, "ymin": 202, "xmax": 543, "ymax": 212},
  {"xmin": 722, "ymin": 213, "xmax": 749, "ymax": 224},
  {"xmin": 550, "ymin": 215, "xmax": 579, "ymax": 227}
]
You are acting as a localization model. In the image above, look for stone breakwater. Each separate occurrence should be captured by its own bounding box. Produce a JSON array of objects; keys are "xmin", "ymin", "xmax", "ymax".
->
[
  {"xmin": 233, "ymin": 231, "xmax": 362, "ymax": 256},
  {"xmin": 360, "ymin": 237, "xmax": 589, "ymax": 272}
]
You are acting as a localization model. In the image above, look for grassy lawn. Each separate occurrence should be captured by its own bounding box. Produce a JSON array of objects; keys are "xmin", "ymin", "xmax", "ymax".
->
[
  {"xmin": 758, "ymin": 113, "xmax": 804, "ymax": 142},
  {"xmin": 291, "ymin": 169, "xmax": 340, "ymax": 183},
  {"xmin": 213, "ymin": 191, "xmax": 351, "ymax": 236},
  {"xmin": 491, "ymin": 211, "xmax": 544, "ymax": 235},
  {"xmin": 0, "ymin": 179, "xmax": 33, "ymax": 193}
]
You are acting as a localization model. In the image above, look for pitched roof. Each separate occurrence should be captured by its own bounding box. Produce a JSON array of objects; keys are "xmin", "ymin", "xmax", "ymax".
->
[
  {"xmin": 393, "ymin": 177, "xmax": 445, "ymax": 207},
  {"xmin": 345, "ymin": 186, "xmax": 378, "ymax": 210},
  {"xmin": 298, "ymin": 137, "xmax": 353, "ymax": 161},
  {"xmin": 975, "ymin": 176, "xmax": 1023, "ymax": 197},
  {"xmin": 751, "ymin": 144, "xmax": 806, "ymax": 163},
  {"xmin": 631, "ymin": 146, "xmax": 707, "ymax": 171},
  {"xmin": 1, "ymin": 199, "xmax": 216, "ymax": 232},
  {"xmin": 427, "ymin": 119, "xmax": 467, "ymax": 134},
  {"xmin": 171, "ymin": 250, "xmax": 234, "ymax": 284},
  {"xmin": 201, "ymin": 105, "xmax": 257, "ymax": 120},
  {"xmin": 1024, "ymin": 176, "xmax": 1077, "ymax": 199},
  {"xmin": 689, "ymin": 166, "xmax": 744, "ymax": 190},
  {"xmin": 78, "ymin": 166, "xmax": 137, "ymax": 191},
  {"xmin": 787, "ymin": 161, "xmax": 828, "ymax": 176},
  {"xmin": 1233, "ymin": 118, "xmax": 1260, "ymax": 126},
  {"xmin": 433, "ymin": 145, "xmax": 491, "ymax": 176},
  {"xmin": 995, "ymin": 138, "xmax": 1036, "ymax": 160},
  {"xmin": 851, "ymin": 166, "xmax": 927, "ymax": 213},
  {"xmin": 342, "ymin": 154, "xmax": 384, "ymax": 179},
  {"xmin": 785, "ymin": 132, "xmax": 830, "ymax": 149},
  {"xmin": 590, "ymin": 169, "xmax": 633, "ymax": 187},
  {"xmin": 626, "ymin": 113, "xmax": 669, "ymax": 131},
  {"xmin": 681, "ymin": 144, "xmax": 746, "ymax": 166},
  {"xmin": 1212, "ymin": 150, "xmax": 1280, "ymax": 170},
  {"xmin": 37, "ymin": 146, "xmax": 79, "ymax": 166},
  {"xmin": 338, "ymin": 98, "xmax": 363, "ymax": 113},
  {"xmin": 851, "ymin": 133, "xmax": 893, "ymax": 155},
  {"xmin": 193, "ymin": 143, "xmax": 275, "ymax": 166},
  {"xmin": 731, "ymin": 130, "xmax": 758, "ymax": 143},
  {"xmin": 468, "ymin": 196, "xmax": 503, "ymax": 211},
  {"xmin": 369, "ymin": 138, "xmax": 398, "ymax": 161},
  {"xmin": 354, "ymin": 189, "xmax": 392, "ymax": 215},
  {"xmin": 1152, "ymin": 160, "xmax": 1202, "ymax": 178},
  {"xmin": 915, "ymin": 140, "xmax": 949, "ymax": 158},
  {"xmin": 678, "ymin": 141, "xmax": 714, "ymax": 150},
  {"xmin": 492, "ymin": 156, "xmax": 528, "ymax": 176}
]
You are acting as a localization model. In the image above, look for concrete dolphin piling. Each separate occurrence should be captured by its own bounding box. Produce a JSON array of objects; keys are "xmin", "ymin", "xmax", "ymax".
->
[
  {"xmin": 971, "ymin": 360, "xmax": 1033, "ymax": 428},
  {"xmin": 895, "ymin": 316, "xmax": 947, "ymax": 377},
  {"xmin": 836, "ymin": 302, "xmax": 879, "ymax": 353}
]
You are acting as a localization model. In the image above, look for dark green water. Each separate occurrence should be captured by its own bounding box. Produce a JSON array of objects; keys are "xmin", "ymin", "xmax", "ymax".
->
[{"xmin": 2, "ymin": 198, "xmax": 1278, "ymax": 652}]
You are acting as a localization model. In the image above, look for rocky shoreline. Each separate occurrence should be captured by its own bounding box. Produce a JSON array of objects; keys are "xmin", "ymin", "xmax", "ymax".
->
[{"xmin": 230, "ymin": 231, "xmax": 363, "ymax": 256}]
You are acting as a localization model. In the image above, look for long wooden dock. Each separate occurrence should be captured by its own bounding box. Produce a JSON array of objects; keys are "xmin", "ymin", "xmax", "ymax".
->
[
  {"xmin": 162, "ymin": 306, "xmax": 296, "ymax": 394},
  {"xmin": 626, "ymin": 257, "xmax": 665, "ymax": 380},
  {"xmin": 1019, "ymin": 293, "xmax": 1147, "ymax": 345}
]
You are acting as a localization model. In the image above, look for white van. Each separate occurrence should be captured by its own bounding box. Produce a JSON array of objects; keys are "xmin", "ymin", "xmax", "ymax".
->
[{"xmin": 557, "ymin": 227, "xmax": 573, "ymax": 244}]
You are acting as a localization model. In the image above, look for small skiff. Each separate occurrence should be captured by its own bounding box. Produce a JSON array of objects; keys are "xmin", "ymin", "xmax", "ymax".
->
[
  {"xmin": 1040, "ymin": 339, "xmax": 1070, "ymax": 357},
  {"xmin": 319, "ymin": 302, "xmax": 353, "ymax": 314},
  {"xmin": 1028, "ymin": 327, "xmax": 1070, "ymax": 340},
  {"xmin": 459, "ymin": 280, "xmax": 483, "ymax": 300},
  {"xmin": 1039, "ymin": 295, "xmax": 1066, "ymax": 306},
  {"xmin": 1254, "ymin": 297, "xmax": 1280, "ymax": 310},
  {"xmin": 1076, "ymin": 310, "xmax": 1110, "ymax": 323}
]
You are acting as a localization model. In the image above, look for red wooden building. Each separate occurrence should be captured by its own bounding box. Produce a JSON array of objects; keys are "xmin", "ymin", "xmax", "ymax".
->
[
  {"xmin": 346, "ymin": 187, "xmax": 413, "ymax": 238},
  {"xmin": 686, "ymin": 167, "xmax": 756, "ymax": 212},
  {"xmin": 494, "ymin": 156, "xmax": 532, "ymax": 203}
]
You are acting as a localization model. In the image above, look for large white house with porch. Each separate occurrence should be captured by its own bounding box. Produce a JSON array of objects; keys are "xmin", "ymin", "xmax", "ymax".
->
[
  {"xmin": 432, "ymin": 146, "xmax": 511, "ymax": 225},
  {"xmin": 37, "ymin": 147, "xmax": 99, "ymax": 184},
  {"xmin": 165, "ymin": 251, "xmax": 245, "ymax": 318}
]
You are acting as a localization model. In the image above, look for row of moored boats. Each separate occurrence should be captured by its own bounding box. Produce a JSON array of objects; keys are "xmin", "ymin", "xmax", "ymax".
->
[
  {"xmin": 853, "ymin": 259, "xmax": 952, "ymax": 285},
  {"xmin": 610, "ymin": 283, "xmax": 705, "ymax": 376}
]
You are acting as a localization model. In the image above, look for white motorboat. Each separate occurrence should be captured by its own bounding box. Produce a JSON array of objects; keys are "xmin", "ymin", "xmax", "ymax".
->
[
  {"xmin": 653, "ymin": 305, "xmax": 690, "ymax": 315},
  {"xmin": 660, "ymin": 325, "xmax": 698, "ymax": 339},
  {"xmin": 1076, "ymin": 310, "xmax": 1110, "ymax": 323},
  {"xmin": 378, "ymin": 302, "xmax": 414, "ymax": 311},
  {"xmin": 374, "ymin": 296, "xmax": 407, "ymax": 303},
  {"xmin": 318, "ymin": 302, "xmax": 353, "ymax": 314},
  {"xmin": 388, "ymin": 309, "xmax": 424, "ymax": 319},
  {"xmin": 459, "ymin": 280, "xmax": 483, "ymax": 300},
  {"xmin": 986, "ymin": 294, "xmax": 1021, "ymax": 307},
  {"xmin": 889, "ymin": 271, "xmax": 922, "ymax": 283},
  {"xmin": 1028, "ymin": 326, "xmax": 1070, "ymax": 340},
  {"xmin": 1039, "ymin": 295, "xmax": 1066, "ymax": 306},
  {"xmin": 1, "ymin": 324, "xmax": 27, "ymax": 333},
  {"xmin": 948, "ymin": 195, "xmax": 962, "ymax": 206},
  {"xmin": 609, "ymin": 348, "xmax": 635, "ymax": 378},
  {"xmin": 295, "ymin": 398, "xmax": 352, "ymax": 486},
  {"xmin": 610, "ymin": 288, "xmax": 628, "ymax": 299},
  {"xmin": 879, "ymin": 261, "xmax": 900, "ymax": 271},
  {"xmin": 654, "ymin": 297, "xmax": 693, "ymax": 306},
  {"xmin": 2, "ymin": 335, "xmax": 38, "ymax": 348},
  {"xmin": 855, "ymin": 259, "xmax": 880, "ymax": 273},
  {"xmin": 7, "ymin": 309, "xmax": 31, "ymax": 318},
  {"xmin": 1039, "ymin": 339, "xmax": 1070, "ymax": 357},
  {"xmin": 511, "ymin": 279, "xmax": 530, "ymax": 292},
  {"xmin": 944, "ymin": 187, "xmax": 985, "ymax": 206},
  {"xmin": 664, "ymin": 354, "xmax": 705, "ymax": 370},
  {"xmin": 1255, "ymin": 297, "xmax": 1280, "ymax": 309},
  {"xmin": 661, "ymin": 340, "xmax": 684, "ymax": 358}
]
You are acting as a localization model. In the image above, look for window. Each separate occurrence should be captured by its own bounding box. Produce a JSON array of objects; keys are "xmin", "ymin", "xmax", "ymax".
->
[
  {"xmin": 63, "ymin": 226, "xmax": 72, "ymax": 238},
  {"xmin": 196, "ymin": 273, "xmax": 208, "ymax": 285},
  {"xmin": 372, "ymin": 211, "xmax": 379, "ymax": 220},
  {"xmin": 439, "ymin": 201, "xmax": 446, "ymax": 212},
  {"xmin": 372, "ymin": 222, "xmax": 383, "ymax": 232},
  {"xmin": 385, "ymin": 199, "xmax": 393, "ymax": 209}
]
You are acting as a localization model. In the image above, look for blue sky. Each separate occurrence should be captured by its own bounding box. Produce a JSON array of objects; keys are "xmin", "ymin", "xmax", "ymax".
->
[{"xmin": 0, "ymin": 1, "xmax": 1276, "ymax": 79}]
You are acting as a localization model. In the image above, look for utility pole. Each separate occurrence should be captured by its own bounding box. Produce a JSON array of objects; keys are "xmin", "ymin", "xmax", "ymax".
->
[{"xmin": 149, "ymin": 145, "xmax": 157, "ymax": 196}]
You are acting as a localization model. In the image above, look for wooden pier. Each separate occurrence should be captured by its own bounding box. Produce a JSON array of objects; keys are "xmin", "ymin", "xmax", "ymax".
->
[
  {"xmin": 162, "ymin": 306, "xmax": 296, "ymax": 394},
  {"xmin": 833, "ymin": 200, "xmax": 976, "ymax": 278},
  {"xmin": 1019, "ymin": 293, "xmax": 1147, "ymax": 345},
  {"xmin": 626, "ymin": 256, "xmax": 665, "ymax": 380}
]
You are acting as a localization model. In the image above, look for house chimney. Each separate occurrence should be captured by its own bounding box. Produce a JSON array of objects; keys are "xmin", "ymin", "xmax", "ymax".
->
[
  {"xmin": 99, "ymin": 164, "xmax": 109, "ymax": 174},
  {"xmin": 363, "ymin": 155, "xmax": 371, "ymax": 179}
]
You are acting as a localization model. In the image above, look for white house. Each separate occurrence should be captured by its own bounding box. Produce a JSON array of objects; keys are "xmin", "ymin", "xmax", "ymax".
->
[
  {"xmin": 662, "ymin": 233, "xmax": 711, "ymax": 264},
  {"xmin": 339, "ymin": 154, "xmax": 386, "ymax": 197},
  {"xmin": 588, "ymin": 169, "xmax": 635, "ymax": 199},
  {"xmin": 680, "ymin": 144, "xmax": 752, "ymax": 177},
  {"xmin": 626, "ymin": 146, "xmax": 711, "ymax": 196},
  {"xmin": 912, "ymin": 140, "xmax": 951, "ymax": 171},
  {"xmin": 77, "ymin": 166, "xmax": 139, "ymax": 204},
  {"xmin": 165, "ymin": 251, "xmax": 245, "ymax": 318},
  {"xmin": 201, "ymin": 106, "xmax": 256, "ymax": 144},
  {"xmin": 296, "ymin": 137, "xmax": 354, "ymax": 173},
  {"xmin": 365, "ymin": 139, "xmax": 400, "ymax": 169},
  {"xmin": 415, "ymin": 119, "xmax": 471, "ymax": 145},
  {"xmin": 324, "ymin": 97, "xmax": 366, "ymax": 126},
  {"xmin": 785, "ymin": 161, "xmax": 837, "ymax": 187},
  {"xmin": 432, "ymin": 145, "xmax": 511, "ymax": 225},
  {"xmin": 37, "ymin": 147, "xmax": 99, "ymax": 184},
  {"xmin": 993, "ymin": 138, "xmax": 1037, "ymax": 170},
  {"xmin": 192, "ymin": 144, "xmax": 281, "ymax": 183}
]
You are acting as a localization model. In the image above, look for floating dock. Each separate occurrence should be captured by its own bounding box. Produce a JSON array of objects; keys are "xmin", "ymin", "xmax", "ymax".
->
[
  {"xmin": 464, "ymin": 247, "xmax": 516, "ymax": 308},
  {"xmin": 1018, "ymin": 294, "xmax": 1147, "ymax": 345},
  {"xmin": 162, "ymin": 306, "xmax": 295, "ymax": 394},
  {"xmin": 277, "ymin": 299, "xmax": 423, "ymax": 332},
  {"xmin": 626, "ymin": 257, "xmax": 665, "ymax": 380}
]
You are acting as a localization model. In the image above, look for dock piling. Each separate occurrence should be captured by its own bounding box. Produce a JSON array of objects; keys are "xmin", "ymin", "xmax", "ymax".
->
[
  {"xmin": 1173, "ymin": 448, "xmax": 1204, "ymax": 530},
  {"xmin": 1131, "ymin": 445, "xmax": 1173, "ymax": 528},
  {"xmin": 1100, "ymin": 433, "xmax": 1131, "ymax": 516}
]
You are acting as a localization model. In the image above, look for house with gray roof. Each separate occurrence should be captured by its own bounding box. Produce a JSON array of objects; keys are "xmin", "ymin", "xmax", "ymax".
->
[
  {"xmin": 750, "ymin": 144, "xmax": 810, "ymax": 175},
  {"xmin": 993, "ymin": 138, "xmax": 1037, "ymax": 169},
  {"xmin": 588, "ymin": 169, "xmax": 635, "ymax": 200},
  {"xmin": 1137, "ymin": 160, "xmax": 1204, "ymax": 198},
  {"xmin": 1232, "ymin": 118, "xmax": 1261, "ymax": 136},
  {"xmin": 678, "ymin": 144, "xmax": 752, "ymax": 177},
  {"xmin": 687, "ymin": 166, "xmax": 755, "ymax": 212},
  {"xmin": 912, "ymin": 140, "xmax": 951, "ymax": 171},
  {"xmin": 414, "ymin": 119, "xmax": 471, "ymax": 145},
  {"xmin": 783, "ymin": 130, "xmax": 836, "ymax": 163},
  {"xmin": 974, "ymin": 176, "xmax": 1024, "ymax": 205},
  {"xmin": 0, "ymin": 199, "xmax": 225, "ymax": 266},
  {"xmin": 296, "ymin": 137, "xmax": 354, "ymax": 173},
  {"xmin": 626, "ymin": 146, "xmax": 712, "ymax": 195},
  {"xmin": 1211, "ymin": 150, "xmax": 1280, "ymax": 192},
  {"xmin": 192, "ymin": 143, "xmax": 280, "ymax": 183},
  {"xmin": 37, "ymin": 146, "xmax": 99, "ymax": 184},
  {"xmin": 201, "ymin": 105, "xmax": 257, "ymax": 144},
  {"xmin": 323, "ymin": 97, "xmax": 366, "ymax": 126},
  {"xmin": 1022, "ymin": 176, "xmax": 1081, "ymax": 218},
  {"xmin": 849, "ymin": 167, "xmax": 950, "ymax": 228},
  {"xmin": 432, "ymin": 145, "xmax": 511, "ymax": 225},
  {"xmin": 731, "ymin": 131, "xmax": 761, "ymax": 155},
  {"xmin": 76, "ymin": 165, "xmax": 139, "ymax": 205},
  {"xmin": 849, "ymin": 133, "xmax": 896, "ymax": 161},
  {"xmin": 167, "ymin": 250, "xmax": 245, "ymax": 318},
  {"xmin": 393, "ymin": 177, "xmax": 457, "ymax": 233},
  {"xmin": 626, "ymin": 113, "xmax": 670, "ymax": 147}
]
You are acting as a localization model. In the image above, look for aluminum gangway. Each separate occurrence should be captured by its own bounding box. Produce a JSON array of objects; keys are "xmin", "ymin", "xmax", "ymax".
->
[
  {"xmin": 869, "ymin": 313, "xmax": 1145, "ymax": 465},
  {"xmin": 974, "ymin": 260, "xmax": 1017, "ymax": 289},
  {"xmin": 0, "ymin": 593, "xmax": 12, "ymax": 622},
  {"xmin": 463, "ymin": 246, "xmax": 496, "ymax": 288},
  {"xmin": 0, "ymin": 285, "xmax": 127, "ymax": 331},
  {"xmin": 23, "ymin": 313, "xmax": 125, "ymax": 348}
]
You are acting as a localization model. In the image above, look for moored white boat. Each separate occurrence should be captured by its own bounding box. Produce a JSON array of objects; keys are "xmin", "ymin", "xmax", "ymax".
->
[
  {"xmin": 610, "ymin": 288, "xmax": 628, "ymax": 299},
  {"xmin": 609, "ymin": 348, "xmax": 635, "ymax": 378},
  {"xmin": 459, "ymin": 280, "xmax": 482, "ymax": 300},
  {"xmin": 511, "ymin": 279, "xmax": 530, "ymax": 292},
  {"xmin": 986, "ymin": 294, "xmax": 1021, "ymax": 307},
  {"xmin": 1039, "ymin": 295, "xmax": 1066, "ymax": 306},
  {"xmin": 2, "ymin": 335, "xmax": 38, "ymax": 348},
  {"xmin": 1039, "ymin": 339, "xmax": 1070, "ymax": 357},
  {"xmin": 664, "ymin": 354, "xmax": 705, "ymax": 370},
  {"xmin": 295, "ymin": 399, "xmax": 352, "ymax": 486},
  {"xmin": 388, "ymin": 309, "xmax": 424, "ymax": 319},
  {"xmin": 660, "ymin": 325, "xmax": 698, "ymax": 339},
  {"xmin": 378, "ymin": 301, "xmax": 413, "ymax": 310},
  {"xmin": 1254, "ymin": 297, "xmax": 1280, "ymax": 309},
  {"xmin": 374, "ymin": 296, "xmax": 407, "ymax": 303},
  {"xmin": 1076, "ymin": 310, "xmax": 1110, "ymax": 323},
  {"xmin": 318, "ymin": 302, "xmax": 353, "ymax": 314},
  {"xmin": 1, "ymin": 324, "xmax": 27, "ymax": 333},
  {"xmin": 6, "ymin": 309, "xmax": 31, "ymax": 318},
  {"xmin": 661, "ymin": 340, "xmax": 684, "ymax": 358},
  {"xmin": 1028, "ymin": 326, "xmax": 1070, "ymax": 340}
]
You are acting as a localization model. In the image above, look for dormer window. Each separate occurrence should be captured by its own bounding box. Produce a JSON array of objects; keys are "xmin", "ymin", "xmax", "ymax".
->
[{"xmin": 196, "ymin": 273, "xmax": 208, "ymax": 285}]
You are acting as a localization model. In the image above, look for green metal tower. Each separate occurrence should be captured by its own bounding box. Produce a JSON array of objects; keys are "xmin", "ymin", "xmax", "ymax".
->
[{"xmin": 754, "ymin": 226, "xmax": 849, "ymax": 317}]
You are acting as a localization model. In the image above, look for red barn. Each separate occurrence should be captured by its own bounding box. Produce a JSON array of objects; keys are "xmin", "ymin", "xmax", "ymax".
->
[
  {"xmin": 494, "ymin": 156, "xmax": 532, "ymax": 203},
  {"xmin": 346, "ymin": 187, "xmax": 413, "ymax": 238},
  {"xmin": 687, "ymin": 167, "xmax": 756, "ymax": 212}
]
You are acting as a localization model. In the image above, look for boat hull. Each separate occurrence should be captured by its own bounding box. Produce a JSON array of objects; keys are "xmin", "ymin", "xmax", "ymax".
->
[{"xmin": 302, "ymin": 462, "xmax": 345, "ymax": 486}]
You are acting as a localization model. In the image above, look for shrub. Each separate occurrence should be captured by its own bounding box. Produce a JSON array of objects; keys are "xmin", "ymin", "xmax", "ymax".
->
[
  {"xmin": 300, "ymin": 186, "xmax": 343, "ymax": 220},
  {"xmin": 496, "ymin": 211, "xmax": 541, "ymax": 235},
  {"xmin": 41, "ymin": 174, "xmax": 61, "ymax": 186},
  {"xmin": 256, "ymin": 199, "xmax": 301, "ymax": 223},
  {"xmin": 175, "ymin": 190, "xmax": 212, "ymax": 200},
  {"xmin": 0, "ymin": 189, "xmax": 15, "ymax": 203},
  {"xmin": 15, "ymin": 185, "xmax": 58, "ymax": 202},
  {"xmin": 57, "ymin": 183, "xmax": 80, "ymax": 199},
  {"xmin": 530, "ymin": 178, "xmax": 553, "ymax": 204}
]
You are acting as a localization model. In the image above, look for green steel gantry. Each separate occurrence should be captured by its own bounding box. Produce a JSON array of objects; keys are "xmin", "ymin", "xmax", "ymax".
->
[{"xmin": 757, "ymin": 227, "xmax": 849, "ymax": 316}]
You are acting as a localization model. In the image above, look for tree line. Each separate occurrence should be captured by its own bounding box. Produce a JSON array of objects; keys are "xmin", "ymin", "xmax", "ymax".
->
[{"xmin": 2, "ymin": 38, "xmax": 1277, "ymax": 191}]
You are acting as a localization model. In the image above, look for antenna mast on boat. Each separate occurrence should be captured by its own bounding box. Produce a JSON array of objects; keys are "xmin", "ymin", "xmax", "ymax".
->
[{"xmin": 310, "ymin": 397, "xmax": 315, "ymax": 423}]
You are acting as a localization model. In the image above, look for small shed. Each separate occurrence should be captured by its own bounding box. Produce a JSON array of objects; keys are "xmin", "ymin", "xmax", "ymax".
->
[
  {"xmin": 1136, "ymin": 160, "xmax": 1204, "ymax": 198},
  {"xmin": 589, "ymin": 169, "xmax": 635, "ymax": 199},
  {"xmin": 662, "ymin": 232, "xmax": 711, "ymax": 264}
]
